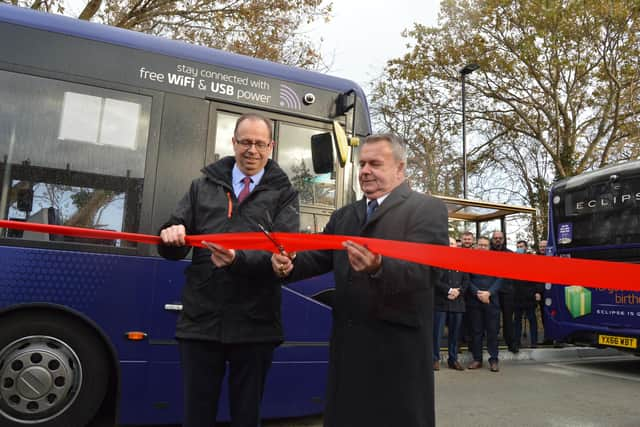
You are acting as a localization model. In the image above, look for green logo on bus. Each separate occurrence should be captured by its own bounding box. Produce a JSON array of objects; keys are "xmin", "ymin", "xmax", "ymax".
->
[{"xmin": 565, "ymin": 286, "xmax": 592, "ymax": 318}]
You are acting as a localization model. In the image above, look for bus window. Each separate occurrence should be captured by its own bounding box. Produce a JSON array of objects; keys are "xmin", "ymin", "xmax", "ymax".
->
[
  {"xmin": 213, "ymin": 111, "xmax": 238, "ymax": 160},
  {"xmin": 316, "ymin": 213, "xmax": 330, "ymax": 232},
  {"xmin": 213, "ymin": 111, "xmax": 276, "ymax": 162},
  {"xmin": 299, "ymin": 212, "xmax": 330, "ymax": 233},
  {"xmin": 0, "ymin": 70, "xmax": 151, "ymax": 246},
  {"xmin": 300, "ymin": 212, "xmax": 315, "ymax": 233},
  {"xmin": 277, "ymin": 123, "xmax": 335, "ymax": 207},
  {"xmin": 555, "ymin": 174, "xmax": 640, "ymax": 248}
]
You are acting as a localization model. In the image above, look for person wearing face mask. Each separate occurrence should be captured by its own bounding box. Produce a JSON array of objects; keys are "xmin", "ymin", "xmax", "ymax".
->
[{"xmin": 512, "ymin": 240, "xmax": 543, "ymax": 350}]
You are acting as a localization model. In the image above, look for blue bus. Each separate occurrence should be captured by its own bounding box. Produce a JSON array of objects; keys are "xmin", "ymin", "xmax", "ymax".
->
[
  {"xmin": 0, "ymin": 4, "xmax": 371, "ymax": 426},
  {"xmin": 545, "ymin": 160, "xmax": 640, "ymax": 354}
]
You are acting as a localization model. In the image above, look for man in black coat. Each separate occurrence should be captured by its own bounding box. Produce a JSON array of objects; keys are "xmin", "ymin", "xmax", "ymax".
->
[
  {"xmin": 467, "ymin": 236, "xmax": 503, "ymax": 372},
  {"xmin": 513, "ymin": 240, "xmax": 544, "ymax": 349},
  {"xmin": 433, "ymin": 237, "xmax": 470, "ymax": 371},
  {"xmin": 491, "ymin": 230, "xmax": 517, "ymax": 353},
  {"xmin": 272, "ymin": 133, "xmax": 449, "ymax": 427},
  {"xmin": 537, "ymin": 239, "xmax": 552, "ymax": 344},
  {"xmin": 159, "ymin": 113, "xmax": 299, "ymax": 427}
]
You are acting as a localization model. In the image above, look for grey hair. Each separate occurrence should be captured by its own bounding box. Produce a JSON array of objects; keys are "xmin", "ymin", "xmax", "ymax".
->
[{"xmin": 361, "ymin": 133, "xmax": 407, "ymax": 163}]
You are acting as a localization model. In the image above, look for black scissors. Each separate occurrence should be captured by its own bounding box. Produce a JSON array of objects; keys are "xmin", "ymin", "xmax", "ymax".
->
[{"xmin": 257, "ymin": 223, "xmax": 286, "ymax": 255}]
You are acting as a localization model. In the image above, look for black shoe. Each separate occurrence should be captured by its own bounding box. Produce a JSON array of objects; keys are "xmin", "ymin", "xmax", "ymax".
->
[
  {"xmin": 490, "ymin": 362, "xmax": 500, "ymax": 372},
  {"xmin": 433, "ymin": 360, "xmax": 440, "ymax": 371},
  {"xmin": 509, "ymin": 346, "xmax": 520, "ymax": 354}
]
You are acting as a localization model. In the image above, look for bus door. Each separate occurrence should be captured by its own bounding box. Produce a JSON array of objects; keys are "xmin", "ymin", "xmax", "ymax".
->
[{"xmin": 145, "ymin": 101, "xmax": 339, "ymax": 415}]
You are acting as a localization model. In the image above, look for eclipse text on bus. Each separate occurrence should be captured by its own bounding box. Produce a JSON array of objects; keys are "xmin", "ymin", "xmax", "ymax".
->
[{"xmin": 574, "ymin": 192, "xmax": 640, "ymax": 210}]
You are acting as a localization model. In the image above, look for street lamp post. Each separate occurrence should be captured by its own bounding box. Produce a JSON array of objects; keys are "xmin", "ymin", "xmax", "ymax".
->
[{"xmin": 459, "ymin": 63, "xmax": 479, "ymax": 199}]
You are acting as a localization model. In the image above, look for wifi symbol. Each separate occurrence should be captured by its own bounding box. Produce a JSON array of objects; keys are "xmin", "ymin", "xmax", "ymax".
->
[{"xmin": 280, "ymin": 84, "xmax": 302, "ymax": 110}]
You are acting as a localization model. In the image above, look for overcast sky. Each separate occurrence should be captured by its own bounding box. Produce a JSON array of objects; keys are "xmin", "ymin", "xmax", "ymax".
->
[{"xmin": 307, "ymin": 0, "xmax": 441, "ymax": 94}]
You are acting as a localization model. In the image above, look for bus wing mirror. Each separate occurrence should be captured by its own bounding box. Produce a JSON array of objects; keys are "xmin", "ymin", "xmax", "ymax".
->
[{"xmin": 311, "ymin": 133, "xmax": 334, "ymax": 174}]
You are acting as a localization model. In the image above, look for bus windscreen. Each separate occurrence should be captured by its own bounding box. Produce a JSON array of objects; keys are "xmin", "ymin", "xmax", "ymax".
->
[{"xmin": 552, "ymin": 172, "xmax": 640, "ymax": 248}]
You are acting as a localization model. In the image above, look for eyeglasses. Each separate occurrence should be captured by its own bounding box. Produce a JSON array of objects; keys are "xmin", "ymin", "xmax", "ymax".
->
[{"xmin": 235, "ymin": 139, "xmax": 271, "ymax": 151}]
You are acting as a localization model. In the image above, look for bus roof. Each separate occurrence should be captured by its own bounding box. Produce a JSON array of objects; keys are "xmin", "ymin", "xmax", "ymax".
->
[
  {"xmin": 0, "ymin": 4, "xmax": 370, "ymax": 128},
  {"xmin": 433, "ymin": 195, "xmax": 537, "ymax": 222},
  {"xmin": 553, "ymin": 159, "xmax": 640, "ymax": 191}
]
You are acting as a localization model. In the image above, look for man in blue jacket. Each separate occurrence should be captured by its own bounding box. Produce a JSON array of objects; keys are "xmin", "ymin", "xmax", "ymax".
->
[{"xmin": 467, "ymin": 236, "xmax": 503, "ymax": 372}]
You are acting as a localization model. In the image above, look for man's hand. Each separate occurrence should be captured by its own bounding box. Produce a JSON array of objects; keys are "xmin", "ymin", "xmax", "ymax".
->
[
  {"xmin": 160, "ymin": 224, "xmax": 186, "ymax": 246},
  {"xmin": 343, "ymin": 240, "xmax": 382, "ymax": 274},
  {"xmin": 448, "ymin": 288, "xmax": 460, "ymax": 300},
  {"xmin": 477, "ymin": 290, "xmax": 491, "ymax": 304},
  {"xmin": 271, "ymin": 252, "xmax": 295, "ymax": 278},
  {"xmin": 201, "ymin": 241, "xmax": 236, "ymax": 268}
]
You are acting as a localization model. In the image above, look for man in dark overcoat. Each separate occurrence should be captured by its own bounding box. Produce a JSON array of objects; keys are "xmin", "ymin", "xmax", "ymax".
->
[{"xmin": 272, "ymin": 133, "xmax": 448, "ymax": 427}]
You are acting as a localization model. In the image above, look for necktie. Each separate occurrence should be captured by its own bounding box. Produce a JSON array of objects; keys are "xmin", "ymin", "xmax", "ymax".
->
[
  {"xmin": 238, "ymin": 176, "xmax": 252, "ymax": 203},
  {"xmin": 366, "ymin": 199, "xmax": 378, "ymax": 222}
]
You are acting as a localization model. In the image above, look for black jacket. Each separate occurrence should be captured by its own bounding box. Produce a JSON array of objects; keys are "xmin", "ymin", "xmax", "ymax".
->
[
  {"xmin": 158, "ymin": 157, "xmax": 299, "ymax": 343},
  {"xmin": 491, "ymin": 244, "xmax": 514, "ymax": 294},
  {"xmin": 434, "ymin": 269, "xmax": 470, "ymax": 313},
  {"xmin": 287, "ymin": 182, "xmax": 448, "ymax": 427},
  {"xmin": 514, "ymin": 280, "xmax": 544, "ymax": 309}
]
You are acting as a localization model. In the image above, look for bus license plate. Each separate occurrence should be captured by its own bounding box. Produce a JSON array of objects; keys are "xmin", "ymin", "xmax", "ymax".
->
[{"xmin": 598, "ymin": 335, "xmax": 637, "ymax": 349}]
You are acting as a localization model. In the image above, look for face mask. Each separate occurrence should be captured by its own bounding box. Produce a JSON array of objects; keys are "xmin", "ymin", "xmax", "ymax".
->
[{"xmin": 516, "ymin": 247, "xmax": 526, "ymax": 254}]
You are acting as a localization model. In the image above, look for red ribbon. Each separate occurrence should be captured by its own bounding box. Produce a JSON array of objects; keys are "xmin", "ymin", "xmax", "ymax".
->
[{"xmin": 1, "ymin": 219, "xmax": 638, "ymax": 291}]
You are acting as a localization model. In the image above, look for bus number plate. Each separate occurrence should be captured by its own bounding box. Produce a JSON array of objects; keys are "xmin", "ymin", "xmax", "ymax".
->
[{"xmin": 598, "ymin": 335, "xmax": 637, "ymax": 349}]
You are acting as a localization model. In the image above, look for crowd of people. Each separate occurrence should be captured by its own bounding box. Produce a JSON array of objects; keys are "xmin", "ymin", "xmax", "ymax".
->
[{"xmin": 434, "ymin": 232, "xmax": 548, "ymax": 373}]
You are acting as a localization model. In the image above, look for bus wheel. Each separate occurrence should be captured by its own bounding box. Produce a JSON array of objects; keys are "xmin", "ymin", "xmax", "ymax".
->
[{"xmin": 0, "ymin": 312, "xmax": 109, "ymax": 427}]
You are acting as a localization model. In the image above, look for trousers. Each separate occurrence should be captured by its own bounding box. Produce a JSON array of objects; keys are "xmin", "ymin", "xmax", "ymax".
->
[{"xmin": 179, "ymin": 339, "xmax": 275, "ymax": 427}]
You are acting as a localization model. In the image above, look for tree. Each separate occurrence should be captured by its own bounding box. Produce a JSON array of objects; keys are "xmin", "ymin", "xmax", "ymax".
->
[
  {"xmin": 371, "ymin": 75, "xmax": 463, "ymax": 196},
  {"xmin": 5, "ymin": 0, "xmax": 332, "ymax": 69},
  {"xmin": 290, "ymin": 158, "xmax": 314, "ymax": 204},
  {"xmin": 372, "ymin": 0, "xmax": 640, "ymax": 244}
]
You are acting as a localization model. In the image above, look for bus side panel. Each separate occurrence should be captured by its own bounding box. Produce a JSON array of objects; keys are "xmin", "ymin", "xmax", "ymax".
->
[
  {"xmin": 0, "ymin": 246, "xmax": 179, "ymax": 423},
  {"xmin": 263, "ymin": 286, "xmax": 331, "ymax": 418},
  {"xmin": 546, "ymin": 284, "xmax": 640, "ymax": 349},
  {"xmin": 115, "ymin": 257, "xmax": 184, "ymax": 425},
  {"xmin": 119, "ymin": 260, "xmax": 332, "ymax": 424},
  {"xmin": 0, "ymin": 246, "xmax": 157, "ymax": 358}
]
